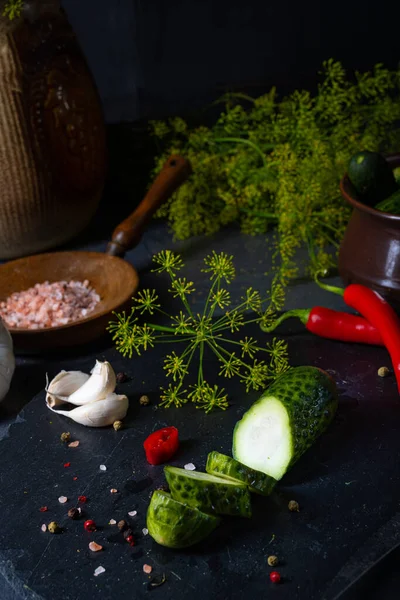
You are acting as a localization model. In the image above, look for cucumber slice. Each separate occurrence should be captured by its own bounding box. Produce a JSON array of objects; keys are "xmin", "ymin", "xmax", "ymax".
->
[
  {"xmin": 206, "ymin": 451, "xmax": 277, "ymax": 496},
  {"xmin": 147, "ymin": 490, "xmax": 220, "ymax": 549},
  {"xmin": 233, "ymin": 366, "xmax": 338, "ymax": 481},
  {"xmin": 164, "ymin": 466, "xmax": 252, "ymax": 518}
]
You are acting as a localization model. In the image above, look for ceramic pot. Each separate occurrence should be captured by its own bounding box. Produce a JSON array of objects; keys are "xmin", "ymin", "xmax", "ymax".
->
[
  {"xmin": 338, "ymin": 154, "xmax": 400, "ymax": 308},
  {"xmin": 0, "ymin": 0, "xmax": 107, "ymax": 259}
]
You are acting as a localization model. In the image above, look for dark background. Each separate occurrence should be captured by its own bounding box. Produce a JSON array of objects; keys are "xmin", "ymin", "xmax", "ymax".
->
[{"xmin": 62, "ymin": 0, "xmax": 400, "ymax": 123}]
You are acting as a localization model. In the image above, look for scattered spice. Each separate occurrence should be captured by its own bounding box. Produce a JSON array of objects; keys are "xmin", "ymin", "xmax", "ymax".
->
[
  {"xmin": 269, "ymin": 571, "xmax": 281, "ymax": 584},
  {"xmin": 89, "ymin": 541, "xmax": 103, "ymax": 552},
  {"xmin": 68, "ymin": 507, "xmax": 80, "ymax": 520},
  {"xmin": 0, "ymin": 280, "xmax": 100, "ymax": 329},
  {"xmin": 116, "ymin": 372, "xmax": 128, "ymax": 384},
  {"xmin": 288, "ymin": 500, "xmax": 300, "ymax": 512},
  {"xmin": 148, "ymin": 573, "xmax": 166, "ymax": 589},
  {"xmin": 378, "ymin": 366, "xmax": 390, "ymax": 377},
  {"xmin": 48, "ymin": 521, "xmax": 60, "ymax": 534},
  {"xmin": 68, "ymin": 440, "xmax": 80, "ymax": 448},
  {"xmin": 128, "ymin": 510, "xmax": 137, "ymax": 517},
  {"xmin": 58, "ymin": 496, "xmax": 68, "ymax": 504},
  {"xmin": 39, "ymin": 506, "xmax": 48, "ymax": 513},
  {"xmin": 113, "ymin": 420, "xmax": 123, "ymax": 431},
  {"xmin": 64, "ymin": 462, "xmax": 71, "ymax": 468},
  {"xmin": 99, "ymin": 464, "xmax": 107, "ymax": 471},
  {"xmin": 78, "ymin": 495, "xmax": 87, "ymax": 504},
  {"xmin": 143, "ymin": 426, "xmax": 179, "ymax": 465},
  {"xmin": 123, "ymin": 528, "xmax": 134, "ymax": 540},
  {"xmin": 142, "ymin": 528, "xmax": 149, "ymax": 536},
  {"xmin": 156, "ymin": 484, "xmax": 169, "ymax": 493},
  {"xmin": 184, "ymin": 463, "xmax": 196, "ymax": 471},
  {"xmin": 139, "ymin": 395, "xmax": 150, "ymax": 406},
  {"xmin": 117, "ymin": 520, "xmax": 128, "ymax": 532},
  {"xmin": 143, "ymin": 564, "xmax": 153, "ymax": 574},
  {"xmin": 110, "ymin": 488, "xmax": 118, "ymax": 494},
  {"xmin": 268, "ymin": 555, "xmax": 279, "ymax": 567},
  {"xmin": 60, "ymin": 432, "xmax": 71, "ymax": 443},
  {"xmin": 84, "ymin": 520, "xmax": 97, "ymax": 532},
  {"xmin": 125, "ymin": 535, "xmax": 135, "ymax": 546},
  {"xmin": 94, "ymin": 566, "xmax": 105, "ymax": 577},
  {"xmin": 73, "ymin": 476, "xmax": 78, "ymax": 481},
  {"xmin": 41, "ymin": 524, "xmax": 47, "ymax": 532},
  {"xmin": 109, "ymin": 519, "xmax": 117, "ymax": 525}
]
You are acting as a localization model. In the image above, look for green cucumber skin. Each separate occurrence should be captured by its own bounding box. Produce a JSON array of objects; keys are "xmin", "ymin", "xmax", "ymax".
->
[
  {"xmin": 147, "ymin": 490, "xmax": 220, "ymax": 549},
  {"xmin": 164, "ymin": 466, "xmax": 252, "ymax": 518},
  {"xmin": 233, "ymin": 366, "xmax": 338, "ymax": 476},
  {"xmin": 206, "ymin": 451, "xmax": 277, "ymax": 496}
]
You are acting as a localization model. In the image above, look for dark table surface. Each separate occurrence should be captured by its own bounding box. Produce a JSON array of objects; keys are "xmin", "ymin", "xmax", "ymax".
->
[{"xmin": 0, "ymin": 216, "xmax": 399, "ymax": 600}]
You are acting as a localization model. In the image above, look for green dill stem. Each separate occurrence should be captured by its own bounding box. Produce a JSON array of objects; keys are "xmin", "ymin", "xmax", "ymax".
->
[
  {"xmin": 212, "ymin": 137, "xmax": 268, "ymax": 168},
  {"xmin": 238, "ymin": 207, "xmax": 278, "ymax": 220},
  {"xmin": 206, "ymin": 276, "xmax": 221, "ymax": 319},
  {"xmin": 314, "ymin": 278, "xmax": 344, "ymax": 296},
  {"xmin": 147, "ymin": 323, "xmax": 197, "ymax": 335},
  {"xmin": 198, "ymin": 342, "xmax": 205, "ymax": 385},
  {"xmin": 208, "ymin": 338, "xmax": 248, "ymax": 370},
  {"xmin": 260, "ymin": 309, "xmax": 310, "ymax": 332}
]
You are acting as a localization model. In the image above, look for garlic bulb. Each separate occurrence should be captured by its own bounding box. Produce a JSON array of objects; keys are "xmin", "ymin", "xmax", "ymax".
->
[
  {"xmin": 46, "ymin": 360, "xmax": 116, "ymax": 407},
  {"xmin": 0, "ymin": 318, "xmax": 15, "ymax": 403},
  {"xmin": 47, "ymin": 393, "xmax": 129, "ymax": 427},
  {"xmin": 45, "ymin": 360, "xmax": 128, "ymax": 428}
]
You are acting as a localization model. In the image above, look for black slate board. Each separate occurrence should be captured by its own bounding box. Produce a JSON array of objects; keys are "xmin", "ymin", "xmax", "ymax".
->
[{"xmin": 1, "ymin": 323, "xmax": 399, "ymax": 600}]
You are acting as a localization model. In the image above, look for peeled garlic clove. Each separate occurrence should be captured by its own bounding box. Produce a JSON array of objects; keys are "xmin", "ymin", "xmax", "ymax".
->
[
  {"xmin": 47, "ymin": 393, "xmax": 129, "ymax": 428},
  {"xmin": 46, "ymin": 370, "xmax": 90, "ymax": 408},
  {"xmin": 65, "ymin": 360, "xmax": 116, "ymax": 406},
  {"xmin": 0, "ymin": 318, "xmax": 15, "ymax": 404}
]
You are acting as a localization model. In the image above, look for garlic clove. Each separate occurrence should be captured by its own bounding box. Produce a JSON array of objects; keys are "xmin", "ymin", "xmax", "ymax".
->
[
  {"xmin": 0, "ymin": 318, "xmax": 15, "ymax": 403},
  {"xmin": 46, "ymin": 370, "xmax": 90, "ymax": 408},
  {"xmin": 65, "ymin": 360, "xmax": 117, "ymax": 406},
  {"xmin": 47, "ymin": 392, "xmax": 129, "ymax": 428}
]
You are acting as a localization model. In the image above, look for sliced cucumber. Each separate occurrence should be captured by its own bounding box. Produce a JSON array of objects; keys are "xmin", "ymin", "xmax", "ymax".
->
[
  {"xmin": 233, "ymin": 366, "xmax": 338, "ymax": 481},
  {"xmin": 206, "ymin": 451, "xmax": 277, "ymax": 496},
  {"xmin": 147, "ymin": 490, "xmax": 220, "ymax": 549},
  {"xmin": 164, "ymin": 465, "xmax": 252, "ymax": 518}
]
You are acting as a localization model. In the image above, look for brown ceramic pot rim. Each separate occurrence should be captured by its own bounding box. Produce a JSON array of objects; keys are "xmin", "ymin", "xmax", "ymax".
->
[{"xmin": 340, "ymin": 153, "xmax": 400, "ymax": 222}]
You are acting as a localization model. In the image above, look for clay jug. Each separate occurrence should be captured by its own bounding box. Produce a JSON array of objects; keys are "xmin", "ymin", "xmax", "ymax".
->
[{"xmin": 0, "ymin": 0, "xmax": 107, "ymax": 259}]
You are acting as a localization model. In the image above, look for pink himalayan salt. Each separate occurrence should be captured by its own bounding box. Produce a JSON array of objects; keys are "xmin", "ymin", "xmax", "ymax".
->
[{"xmin": 0, "ymin": 280, "xmax": 100, "ymax": 329}]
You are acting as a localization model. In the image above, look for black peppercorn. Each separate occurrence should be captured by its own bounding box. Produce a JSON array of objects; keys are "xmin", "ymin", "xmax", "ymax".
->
[
  {"xmin": 117, "ymin": 519, "xmax": 128, "ymax": 532},
  {"xmin": 116, "ymin": 372, "xmax": 128, "ymax": 384},
  {"xmin": 68, "ymin": 507, "xmax": 80, "ymax": 520},
  {"xmin": 123, "ymin": 527, "xmax": 134, "ymax": 540}
]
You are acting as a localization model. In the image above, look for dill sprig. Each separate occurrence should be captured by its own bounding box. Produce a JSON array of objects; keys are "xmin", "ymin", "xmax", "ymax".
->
[
  {"xmin": 109, "ymin": 250, "xmax": 289, "ymax": 413},
  {"xmin": 150, "ymin": 60, "xmax": 400, "ymax": 307},
  {"xmin": 2, "ymin": 0, "xmax": 23, "ymax": 19}
]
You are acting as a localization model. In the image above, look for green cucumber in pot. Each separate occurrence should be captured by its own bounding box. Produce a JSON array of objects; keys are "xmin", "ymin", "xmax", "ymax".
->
[
  {"xmin": 347, "ymin": 150, "xmax": 397, "ymax": 206},
  {"xmin": 147, "ymin": 490, "xmax": 220, "ymax": 549},
  {"xmin": 164, "ymin": 465, "xmax": 252, "ymax": 518},
  {"xmin": 232, "ymin": 366, "xmax": 338, "ymax": 481},
  {"xmin": 206, "ymin": 451, "xmax": 277, "ymax": 496}
]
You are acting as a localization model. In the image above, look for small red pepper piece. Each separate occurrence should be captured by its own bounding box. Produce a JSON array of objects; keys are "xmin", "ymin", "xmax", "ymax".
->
[
  {"xmin": 270, "ymin": 571, "xmax": 281, "ymax": 584},
  {"xmin": 78, "ymin": 495, "xmax": 87, "ymax": 503},
  {"xmin": 84, "ymin": 519, "xmax": 96, "ymax": 532},
  {"xmin": 262, "ymin": 307, "xmax": 383, "ymax": 346},
  {"xmin": 39, "ymin": 506, "xmax": 48, "ymax": 512},
  {"xmin": 63, "ymin": 462, "xmax": 71, "ymax": 468},
  {"xmin": 143, "ymin": 426, "xmax": 179, "ymax": 466}
]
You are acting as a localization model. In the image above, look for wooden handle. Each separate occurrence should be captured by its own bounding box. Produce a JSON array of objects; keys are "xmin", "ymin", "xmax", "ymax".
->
[{"xmin": 106, "ymin": 155, "xmax": 192, "ymax": 257}]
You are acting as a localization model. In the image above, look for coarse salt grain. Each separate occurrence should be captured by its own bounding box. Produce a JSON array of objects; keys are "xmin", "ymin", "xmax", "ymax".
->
[
  {"xmin": 68, "ymin": 440, "xmax": 80, "ymax": 448},
  {"xmin": 142, "ymin": 528, "xmax": 149, "ymax": 536},
  {"xmin": 94, "ymin": 566, "xmax": 105, "ymax": 577},
  {"xmin": 89, "ymin": 542, "xmax": 103, "ymax": 552},
  {"xmin": 128, "ymin": 510, "xmax": 137, "ymax": 517},
  {"xmin": 0, "ymin": 280, "xmax": 100, "ymax": 330},
  {"xmin": 109, "ymin": 519, "xmax": 116, "ymax": 525},
  {"xmin": 58, "ymin": 496, "xmax": 68, "ymax": 504},
  {"xmin": 110, "ymin": 488, "xmax": 118, "ymax": 494},
  {"xmin": 184, "ymin": 463, "xmax": 196, "ymax": 471},
  {"xmin": 41, "ymin": 524, "xmax": 47, "ymax": 532},
  {"xmin": 143, "ymin": 564, "xmax": 153, "ymax": 574},
  {"xmin": 99, "ymin": 465, "xmax": 107, "ymax": 471}
]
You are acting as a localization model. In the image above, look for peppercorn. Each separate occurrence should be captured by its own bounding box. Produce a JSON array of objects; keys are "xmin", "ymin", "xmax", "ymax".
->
[
  {"xmin": 378, "ymin": 366, "xmax": 390, "ymax": 377},
  {"xmin": 267, "ymin": 555, "xmax": 279, "ymax": 567},
  {"xmin": 84, "ymin": 519, "xmax": 96, "ymax": 532},
  {"xmin": 123, "ymin": 527, "xmax": 134, "ymax": 540},
  {"xmin": 68, "ymin": 507, "xmax": 80, "ymax": 520},
  {"xmin": 288, "ymin": 500, "xmax": 300, "ymax": 512},
  {"xmin": 60, "ymin": 432, "xmax": 71, "ymax": 443},
  {"xmin": 139, "ymin": 395, "xmax": 150, "ymax": 406},
  {"xmin": 116, "ymin": 372, "xmax": 128, "ymax": 384},
  {"xmin": 113, "ymin": 420, "xmax": 123, "ymax": 431},
  {"xmin": 117, "ymin": 519, "xmax": 128, "ymax": 532},
  {"xmin": 48, "ymin": 521, "xmax": 60, "ymax": 534},
  {"xmin": 269, "ymin": 571, "xmax": 281, "ymax": 584}
]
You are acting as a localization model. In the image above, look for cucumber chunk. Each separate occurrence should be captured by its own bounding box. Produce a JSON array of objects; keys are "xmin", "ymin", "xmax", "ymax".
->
[
  {"xmin": 206, "ymin": 451, "xmax": 277, "ymax": 496},
  {"xmin": 164, "ymin": 466, "xmax": 252, "ymax": 518},
  {"xmin": 232, "ymin": 366, "xmax": 338, "ymax": 481},
  {"xmin": 147, "ymin": 490, "xmax": 220, "ymax": 548}
]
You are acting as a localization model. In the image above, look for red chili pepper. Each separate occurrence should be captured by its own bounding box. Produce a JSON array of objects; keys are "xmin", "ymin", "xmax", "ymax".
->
[
  {"xmin": 262, "ymin": 307, "xmax": 383, "ymax": 345},
  {"xmin": 143, "ymin": 426, "xmax": 179, "ymax": 466}
]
